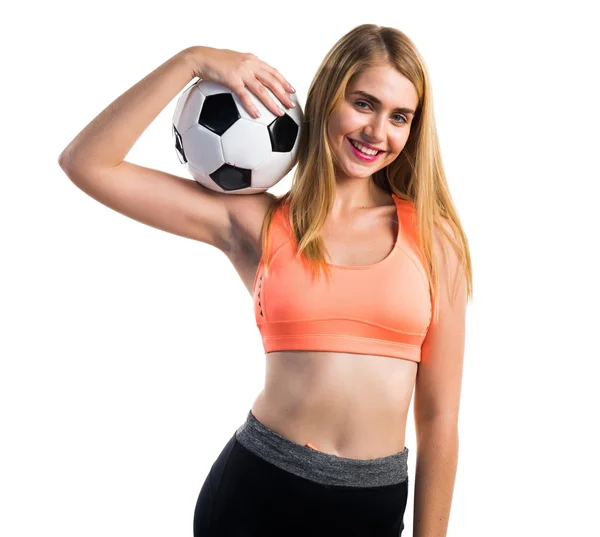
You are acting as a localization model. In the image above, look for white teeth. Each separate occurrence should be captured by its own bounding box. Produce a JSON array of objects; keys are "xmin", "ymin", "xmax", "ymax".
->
[{"xmin": 350, "ymin": 139, "xmax": 379, "ymax": 156}]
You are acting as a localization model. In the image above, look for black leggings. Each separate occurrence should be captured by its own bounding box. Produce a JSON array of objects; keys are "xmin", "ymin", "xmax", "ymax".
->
[{"xmin": 193, "ymin": 411, "xmax": 409, "ymax": 536}]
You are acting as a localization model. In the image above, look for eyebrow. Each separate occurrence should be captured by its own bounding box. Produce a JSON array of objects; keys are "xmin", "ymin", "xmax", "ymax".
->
[{"xmin": 350, "ymin": 90, "xmax": 416, "ymax": 116}]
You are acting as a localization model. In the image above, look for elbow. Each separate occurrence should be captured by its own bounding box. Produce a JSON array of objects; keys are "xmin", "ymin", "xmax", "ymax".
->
[
  {"xmin": 58, "ymin": 151, "xmax": 73, "ymax": 170},
  {"xmin": 58, "ymin": 152, "xmax": 86, "ymax": 186}
]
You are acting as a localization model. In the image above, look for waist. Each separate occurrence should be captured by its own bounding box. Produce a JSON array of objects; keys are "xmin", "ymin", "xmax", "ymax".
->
[
  {"xmin": 252, "ymin": 351, "xmax": 416, "ymax": 459},
  {"xmin": 236, "ymin": 409, "xmax": 409, "ymax": 487}
]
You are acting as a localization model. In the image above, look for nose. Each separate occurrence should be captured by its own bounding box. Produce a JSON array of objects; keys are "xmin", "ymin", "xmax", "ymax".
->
[{"xmin": 363, "ymin": 114, "xmax": 386, "ymax": 144}]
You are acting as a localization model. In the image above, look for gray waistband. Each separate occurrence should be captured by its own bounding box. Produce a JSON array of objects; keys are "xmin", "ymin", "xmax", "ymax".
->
[{"xmin": 234, "ymin": 410, "xmax": 409, "ymax": 487}]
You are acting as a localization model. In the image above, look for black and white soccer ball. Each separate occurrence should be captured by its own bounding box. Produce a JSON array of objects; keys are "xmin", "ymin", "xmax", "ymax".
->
[{"xmin": 172, "ymin": 80, "xmax": 303, "ymax": 194}]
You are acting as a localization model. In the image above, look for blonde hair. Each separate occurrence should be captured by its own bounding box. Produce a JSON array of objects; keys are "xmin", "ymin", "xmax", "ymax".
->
[{"xmin": 260, "ymin": 24, "xmax": 473, "ymax": 323}]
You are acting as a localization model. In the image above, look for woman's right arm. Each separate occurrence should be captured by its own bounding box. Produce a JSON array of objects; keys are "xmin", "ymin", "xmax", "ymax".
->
[{"xmin": 58, "ymin": 46, "xmax": 295, "ymax": 253}]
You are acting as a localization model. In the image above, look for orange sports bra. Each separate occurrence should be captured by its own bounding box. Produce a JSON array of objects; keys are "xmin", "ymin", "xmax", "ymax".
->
[{"xmin": 252, "ymin": 194, "xmax": 432, "ymax": 362}]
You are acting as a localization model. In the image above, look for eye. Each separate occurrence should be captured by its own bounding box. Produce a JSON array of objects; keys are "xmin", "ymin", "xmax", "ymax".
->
[
  {"xmin": 392, "ymin": 114, "xmax": 408, "ymax": 124},
  {"xmin": 354, "ymin": 100, "xmax": 370, "ymax": 110},
  {"xmin": 354, "ymin": 100, "xmax": 407, "ymax": 124}
]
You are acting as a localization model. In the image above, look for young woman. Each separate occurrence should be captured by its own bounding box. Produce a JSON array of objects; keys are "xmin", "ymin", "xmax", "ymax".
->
[{"xmin": 59, "ymin": 23, "xmax": 472, "ymax": 537}]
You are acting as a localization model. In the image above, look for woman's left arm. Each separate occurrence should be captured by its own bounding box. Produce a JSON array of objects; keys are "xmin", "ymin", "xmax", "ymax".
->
[{"xmin": 412, "ymin": 222, "xmax": 468, "ymax": 537}]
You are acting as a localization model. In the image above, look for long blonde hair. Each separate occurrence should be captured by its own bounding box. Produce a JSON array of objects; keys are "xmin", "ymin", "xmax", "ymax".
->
[{"xmin": 260, "ymin": 24, "xmax": 473, "ymax": 323}]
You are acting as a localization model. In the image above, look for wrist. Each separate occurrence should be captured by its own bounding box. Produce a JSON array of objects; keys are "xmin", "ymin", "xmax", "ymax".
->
[{"xmin": 180, "ymin": 46, "xmax": 209, "ymax": 80}]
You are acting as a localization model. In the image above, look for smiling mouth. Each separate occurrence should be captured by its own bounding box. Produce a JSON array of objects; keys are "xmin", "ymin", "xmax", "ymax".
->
[
  {"xmin": 346, "ymin": 137, "xmax": 386, "ymax": 161},
  {"xmin": 347, "ymin": 137, "xmax": 386, "ymax": 155}
]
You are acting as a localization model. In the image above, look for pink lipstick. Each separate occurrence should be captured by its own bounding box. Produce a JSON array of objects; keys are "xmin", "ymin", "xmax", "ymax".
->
[{"xmin": 346, "ymin": 137, "xmax": 384, "ymax": 162}]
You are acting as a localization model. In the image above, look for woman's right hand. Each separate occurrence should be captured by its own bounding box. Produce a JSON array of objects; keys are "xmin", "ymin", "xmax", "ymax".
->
[{"xmin": 184, "ymin": 46, "xmax": 296, "ymax": 120}]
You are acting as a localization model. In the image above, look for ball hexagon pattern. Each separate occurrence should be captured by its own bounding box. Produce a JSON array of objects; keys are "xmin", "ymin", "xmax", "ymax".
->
[{"xmin": 173, "ymin": 80, "xmax": 303, "ymax": 194}]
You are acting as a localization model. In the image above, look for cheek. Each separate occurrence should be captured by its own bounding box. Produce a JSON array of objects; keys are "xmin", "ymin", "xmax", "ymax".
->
[
  {"xmin": 328, "ymin": 114, "xmax": 347, "ymax": 137},
  {"xmin": 330, "ymin": 106, "xmax": 361, "ymax": 134},
  {"xmin": 391, "ymin": 131, "xmax": 411, "ymax": 153},
  {"xmin": 340, "ymin": 112, "xmax": 363, "ymax": 133},
  {"xmin": 327, "ymin": 113, "xmax": 342, "ymax": 137}
]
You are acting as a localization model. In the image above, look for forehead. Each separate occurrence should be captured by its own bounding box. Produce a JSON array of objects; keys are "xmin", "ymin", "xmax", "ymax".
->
[{"xmin": 347, "ymin": 64, "xmax": 418, "ymax": 108}]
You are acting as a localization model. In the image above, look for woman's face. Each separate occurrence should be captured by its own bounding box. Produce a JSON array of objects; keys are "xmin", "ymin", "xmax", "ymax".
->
[{"xmin": 327, "ymin": 63, "xmax": 419, "ymax": 182}]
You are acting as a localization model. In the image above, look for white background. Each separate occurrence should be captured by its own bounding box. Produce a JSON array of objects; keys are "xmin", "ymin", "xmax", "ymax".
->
[{"xmin": 2, "ymin": 1, "xmax": 599, "ymax": 535}]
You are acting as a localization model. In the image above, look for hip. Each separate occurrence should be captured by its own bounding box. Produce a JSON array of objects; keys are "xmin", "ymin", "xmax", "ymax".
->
[{"xmin": 193, "ymin": 410, "xmax": 409, "ymax": 536}]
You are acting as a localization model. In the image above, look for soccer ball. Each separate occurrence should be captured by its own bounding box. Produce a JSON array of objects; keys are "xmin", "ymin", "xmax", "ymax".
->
[{"xmin": 172, "ymin": 80, "xmax": 303, "ymax": 194}]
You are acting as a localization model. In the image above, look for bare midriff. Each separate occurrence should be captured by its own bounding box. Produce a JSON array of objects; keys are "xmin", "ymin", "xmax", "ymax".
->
[{"xmin": 251, "ymin": 349, "xmax": 418, "ymax": 460}]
